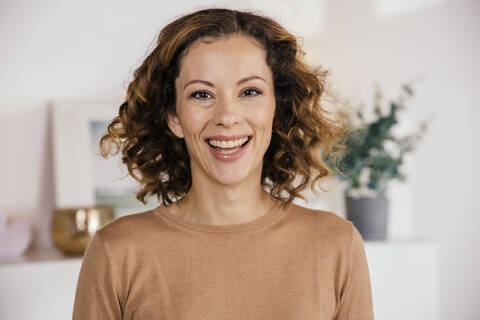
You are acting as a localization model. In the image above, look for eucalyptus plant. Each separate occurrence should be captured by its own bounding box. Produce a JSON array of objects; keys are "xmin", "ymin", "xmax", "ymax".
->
[{"xmin": 330, "ymin": 82, "xmax": 431, "ymax": 199}]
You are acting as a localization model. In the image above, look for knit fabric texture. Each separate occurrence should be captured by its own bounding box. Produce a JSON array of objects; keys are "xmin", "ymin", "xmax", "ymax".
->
[{"xmin": 73, "ymin": 202, "xmax": 374, "ymax": 319}]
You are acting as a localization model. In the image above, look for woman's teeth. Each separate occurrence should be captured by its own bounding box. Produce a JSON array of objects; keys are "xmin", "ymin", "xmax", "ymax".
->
[
  {"xmin": 217, "ymin": 147, "xmax": 241, "ymax": 154},
  {"xmin": 208, "ymin": 137, "xmax": 249, "ymax": 148}
]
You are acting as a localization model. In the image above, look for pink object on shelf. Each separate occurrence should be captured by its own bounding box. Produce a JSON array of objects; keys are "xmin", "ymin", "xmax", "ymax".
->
[{"xmin": 0, "ymin": 212, "xmax": 33, "ymax": 258}]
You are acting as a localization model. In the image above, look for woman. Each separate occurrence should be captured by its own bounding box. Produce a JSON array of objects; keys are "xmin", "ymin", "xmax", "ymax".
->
[{"xmin": 73, "ymin": 8, "xmax": 374, "ymax": 320}]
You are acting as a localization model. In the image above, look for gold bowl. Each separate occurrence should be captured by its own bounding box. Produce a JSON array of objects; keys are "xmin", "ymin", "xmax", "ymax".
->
[{"xmin": 52, "ymin": 206, "xmax": 114, "ymax": 255}]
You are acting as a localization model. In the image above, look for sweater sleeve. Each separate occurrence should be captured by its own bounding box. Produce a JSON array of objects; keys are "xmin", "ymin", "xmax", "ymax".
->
[
  {"xmin": 334, "ymin": 223, "xmax": 375, "ymax": 320},
  {"xmin": 72, "ymin": 232, "xmax": 123, "ymax": 319}
]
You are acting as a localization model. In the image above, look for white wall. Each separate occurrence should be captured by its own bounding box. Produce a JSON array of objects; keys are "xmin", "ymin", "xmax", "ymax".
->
[
  {"xmin": 0, "ymin": 0, "xmax": 478, "ymax": 319},
  {"xmin": 304, "ymin": 1, "xmax": 480, "ymax": 319}
]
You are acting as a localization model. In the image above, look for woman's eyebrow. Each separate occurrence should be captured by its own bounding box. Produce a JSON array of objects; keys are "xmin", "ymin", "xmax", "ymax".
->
[
  {"xmin": 184, "ymin": 79, "xmax": 214, "ymax": 89},
  {"xmin": 184, "ymin": 75, "xmax": 266, "ymax": 89},
  {"xmin": 237, "ymin": 75, "xmax": 266, "ymax": 85}
]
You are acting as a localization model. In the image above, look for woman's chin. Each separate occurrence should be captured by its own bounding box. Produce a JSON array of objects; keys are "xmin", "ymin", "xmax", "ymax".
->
[{"xmin": 211, "ymin": 171, "xmax": 250, "ymax": 186}]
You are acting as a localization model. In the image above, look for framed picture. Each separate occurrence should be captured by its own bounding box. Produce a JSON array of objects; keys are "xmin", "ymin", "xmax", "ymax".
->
[{"xmin": 51, "ymin": 100, "xmax": 159, "ymax": 218}]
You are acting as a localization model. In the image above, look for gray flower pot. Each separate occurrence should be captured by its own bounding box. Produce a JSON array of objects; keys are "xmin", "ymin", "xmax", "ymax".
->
[{"xmin": 345, "ymin": 196, "xmax": 389, "ymax": 241}]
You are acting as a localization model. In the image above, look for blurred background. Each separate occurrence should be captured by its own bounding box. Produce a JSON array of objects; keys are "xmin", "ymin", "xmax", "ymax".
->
[{"xmin": 0, "ymin": 0, "xmax": 478, "ymax": 319}]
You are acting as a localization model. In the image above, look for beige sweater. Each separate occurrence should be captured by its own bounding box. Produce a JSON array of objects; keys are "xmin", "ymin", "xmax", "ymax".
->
[{"xmin": 73, "ymin": 202, "xmax": 374, "ymax": 319}]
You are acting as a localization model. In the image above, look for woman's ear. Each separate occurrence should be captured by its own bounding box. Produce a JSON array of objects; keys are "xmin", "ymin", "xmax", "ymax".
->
[{"xmin": 166, "ymin": 112, "xmax": 185, "ymax": 139}]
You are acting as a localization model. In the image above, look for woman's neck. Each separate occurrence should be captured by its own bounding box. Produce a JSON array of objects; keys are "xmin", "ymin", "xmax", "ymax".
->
[{"xmin": 167, "ymin": 167, "xmax": 277, "ymax": 226}]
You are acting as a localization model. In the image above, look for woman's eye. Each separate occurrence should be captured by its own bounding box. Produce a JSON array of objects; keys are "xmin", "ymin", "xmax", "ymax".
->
[
  {"xmin": 190, "ymin": 91, "xmax": 212, "ymax": 100},
  {"xmin": 241, "ymin": 88, "xmax": 262, "ymax": 97}
]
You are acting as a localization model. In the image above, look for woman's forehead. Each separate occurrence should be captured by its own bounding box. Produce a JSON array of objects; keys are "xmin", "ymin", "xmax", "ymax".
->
[
  {"xmin": 189, "ymin": 33, "xmax": 264, "ymax": 49},
  {"xmin": 176, "ymin": 34, "xmax": 271, "ymax": 84}
]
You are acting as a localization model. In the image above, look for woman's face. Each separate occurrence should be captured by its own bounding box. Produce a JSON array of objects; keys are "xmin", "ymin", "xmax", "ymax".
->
[{"xmin": 167, "ymin": 34, "xmax": 276, "ymax": 186}]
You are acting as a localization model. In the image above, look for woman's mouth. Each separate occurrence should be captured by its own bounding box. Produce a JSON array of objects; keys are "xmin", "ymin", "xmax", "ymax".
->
[{"xmin": 205, "ymin": 136, "xmax": 252, "ymax": 162}]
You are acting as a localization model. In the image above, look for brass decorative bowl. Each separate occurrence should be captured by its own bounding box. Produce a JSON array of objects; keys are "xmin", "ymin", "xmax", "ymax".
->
[{"xmin": 52, "ymin": 206, "xmax": 114, "ymax": 255}]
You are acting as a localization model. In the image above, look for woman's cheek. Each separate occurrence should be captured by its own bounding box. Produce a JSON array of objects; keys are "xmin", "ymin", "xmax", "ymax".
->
[
  {"xmin": 249, "ymin": 103, "xmax": 275, "ymax": 127},
  {"xmin": 180, "ymin": 105, "xmax": 208, "ymax": 132}
]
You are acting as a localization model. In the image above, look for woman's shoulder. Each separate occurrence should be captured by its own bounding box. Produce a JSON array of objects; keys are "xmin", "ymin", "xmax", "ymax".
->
[
  {"xmin": 92, "ymin": 208, "xmax": 163, "ymax": 246},
  {"xmin": 289, "ymin": 202, "xmax": 351, "ymax": 225},
  {"xmin": 287, "ymin": 202, "xmax": 356, "ymax": 245}
]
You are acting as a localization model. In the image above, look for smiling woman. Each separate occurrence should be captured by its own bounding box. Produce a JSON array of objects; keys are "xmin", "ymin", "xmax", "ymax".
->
[
  {"xmin": 72, "ymin": 8, "xmax": 374, "ymax": 320},
  {"xmin": 166, "ymin": 34, "xmax": 276, "ymax": 198}
]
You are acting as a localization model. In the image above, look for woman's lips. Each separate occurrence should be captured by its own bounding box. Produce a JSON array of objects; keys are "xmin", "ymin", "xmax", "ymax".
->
[
  {"xmin": 206, "ymin": 136, "xmax": 252, "ymax": 162},
  {"xmin": 205, "ymin": 134, "xmax": 251, "ymax": 141}
]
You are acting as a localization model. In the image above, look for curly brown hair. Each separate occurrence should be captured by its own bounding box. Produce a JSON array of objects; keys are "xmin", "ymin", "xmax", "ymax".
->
[{"xmin": 99, "ymin": 8, "xmax": 348, "ymax": 208}]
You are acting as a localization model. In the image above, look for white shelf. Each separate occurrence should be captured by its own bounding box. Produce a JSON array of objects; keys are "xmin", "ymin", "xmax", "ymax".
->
[{"xmin": 0, "ymin": 247, "xmax": 82, "ymax": 265}]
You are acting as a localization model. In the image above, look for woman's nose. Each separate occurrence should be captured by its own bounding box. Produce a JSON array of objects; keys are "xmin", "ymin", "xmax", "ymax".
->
[{"xmin": 212, "ymin": 96, "xmax": 242, "ymax": 127}]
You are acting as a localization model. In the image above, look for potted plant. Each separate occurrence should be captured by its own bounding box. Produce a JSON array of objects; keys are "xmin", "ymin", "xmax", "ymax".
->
[{"xmin": 329, "ymin": 81, "xmax": 432, "ymax": 241}]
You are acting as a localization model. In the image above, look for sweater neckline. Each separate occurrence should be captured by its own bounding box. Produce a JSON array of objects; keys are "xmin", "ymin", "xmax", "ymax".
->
[{"xmin": 153, "ymin": 201, "xmax": 289, "ymax": 235}]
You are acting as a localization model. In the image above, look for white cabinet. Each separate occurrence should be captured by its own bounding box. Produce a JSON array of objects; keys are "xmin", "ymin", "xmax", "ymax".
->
[
  {"xmin": 0, "ymin": 252, "xmax": 82, "ymax": 320},
  {"xmin": 365, "ymin": 240, "xmax": 440, "ymax": 320}
]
